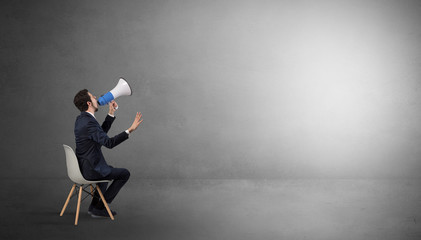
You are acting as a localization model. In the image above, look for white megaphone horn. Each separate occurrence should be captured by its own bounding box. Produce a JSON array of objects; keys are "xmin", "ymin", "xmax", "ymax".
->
[{"xmin": 98, "ymin": 78, "xmax": 132, "ymax": 106}]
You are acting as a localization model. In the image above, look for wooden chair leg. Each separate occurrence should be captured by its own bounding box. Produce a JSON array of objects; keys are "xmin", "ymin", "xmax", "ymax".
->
[
  {"xmin": 60, "ymin": 184, "xmax": 76, "ymax": 216},
  {"xmin": 90, "ymin": 185, "xmax": 94, "ymax": 197},
  {"xmin": 96, "ymin": 185, "xmax": 114, "ymax": 220},
  {"xmin": 75, "ymin": 185, "xmax": 83, "ymax": 225}
]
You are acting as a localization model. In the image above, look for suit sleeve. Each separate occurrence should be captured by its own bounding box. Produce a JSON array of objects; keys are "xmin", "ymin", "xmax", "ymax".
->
[
  {"xmin": 87, "ymin": 119, "xmax": 129, "ymax": 149},
  {"xmin": 101, "ymin": 115, "xmax": 115, "ymax": 133}
]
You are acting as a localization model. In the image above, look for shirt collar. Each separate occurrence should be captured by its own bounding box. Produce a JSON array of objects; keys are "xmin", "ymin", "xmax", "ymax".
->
[{"xmin": 85, "ymin": 111, "xmax": 96, "ymax": 119}]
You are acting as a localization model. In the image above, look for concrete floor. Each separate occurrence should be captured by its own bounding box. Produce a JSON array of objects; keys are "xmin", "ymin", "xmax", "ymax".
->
[{"xmin": 2, "ymin": 179, "xmax": 421, "ymax": 240}]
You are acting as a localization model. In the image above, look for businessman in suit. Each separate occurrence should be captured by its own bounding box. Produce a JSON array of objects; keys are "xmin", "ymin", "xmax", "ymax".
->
[{"xmin": 73, "ymin": 89, "xmax": 143, "ymax": 218}]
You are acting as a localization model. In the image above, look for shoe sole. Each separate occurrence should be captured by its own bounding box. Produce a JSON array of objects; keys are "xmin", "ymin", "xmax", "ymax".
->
[
  {"xmin": 91, "ymin": 214, "xmax": 110, "ymax": 218},
  {"xmin": 89, "ymin": 210, "xmax": 117, "ymax": 217}
]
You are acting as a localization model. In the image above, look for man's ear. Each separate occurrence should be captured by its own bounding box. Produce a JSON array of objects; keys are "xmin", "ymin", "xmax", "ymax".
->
[{"xmin": 86, "ymin": 101, "xmax": 92, "ymax": 107}]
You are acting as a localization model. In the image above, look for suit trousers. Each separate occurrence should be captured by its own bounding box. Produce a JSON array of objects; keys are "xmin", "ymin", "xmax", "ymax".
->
[{"xmin": 91, "ymin": 167, "xmax": 130, "ymax": 206}]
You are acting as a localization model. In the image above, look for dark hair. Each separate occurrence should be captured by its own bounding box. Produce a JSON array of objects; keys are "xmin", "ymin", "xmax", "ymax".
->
[{"xmin": 74, "ymin": 89, "xmax": 91, "ymax": 112}]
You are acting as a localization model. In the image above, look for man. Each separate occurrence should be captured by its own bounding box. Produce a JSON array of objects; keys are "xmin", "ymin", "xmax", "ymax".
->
[{"xmin": 73, "ymin": 89, "xmax": 143, "ymax": 218}]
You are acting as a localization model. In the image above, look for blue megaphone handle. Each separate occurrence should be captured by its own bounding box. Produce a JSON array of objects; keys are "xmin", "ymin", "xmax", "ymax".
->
[{"xmin": 98, "ymin": 92, "xmax": 115, "ymax": 105}]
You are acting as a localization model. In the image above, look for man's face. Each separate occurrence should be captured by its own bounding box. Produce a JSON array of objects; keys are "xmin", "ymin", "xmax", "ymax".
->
[{"xmin": 87, "ymin": 92, "xmax": 98, "ymax": 112}]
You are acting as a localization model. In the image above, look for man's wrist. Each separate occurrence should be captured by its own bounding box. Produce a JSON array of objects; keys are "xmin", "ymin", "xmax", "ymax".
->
[{"xmin": 108, "ymin": 113, "xmax": 115, "ymax": 117}]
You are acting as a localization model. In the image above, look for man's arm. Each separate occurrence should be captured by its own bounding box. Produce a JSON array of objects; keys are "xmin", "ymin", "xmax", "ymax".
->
[
  {"xmin": 101, "ymin": 115, "xmax": 115, "ymax": 133},
  {"xmin": 101, "ymin": 100, "xmax": 118, "ymax": 133},
  {"xmin": 89, "ymin": 109, "xmax": 143, "ymax": 148},
  {"xmin": 88, "ymin": 120, "xmax": 128, "ymax": 149}
]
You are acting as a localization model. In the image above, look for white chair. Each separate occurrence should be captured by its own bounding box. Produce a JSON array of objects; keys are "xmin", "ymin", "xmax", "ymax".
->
[{"xmin": 60, "ymin": 144, "xmax": 114, "ymax": 225}]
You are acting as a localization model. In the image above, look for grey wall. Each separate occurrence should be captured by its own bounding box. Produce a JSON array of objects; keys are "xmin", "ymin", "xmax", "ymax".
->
[{"xmin": 2, "ymin": 0, "xmax": 421, "ymax": 179}]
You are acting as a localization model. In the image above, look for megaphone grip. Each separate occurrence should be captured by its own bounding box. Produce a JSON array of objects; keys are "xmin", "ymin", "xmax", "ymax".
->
[{"xmin": 98, "ymin": 92, "xmax": 114, "ymax": 105}]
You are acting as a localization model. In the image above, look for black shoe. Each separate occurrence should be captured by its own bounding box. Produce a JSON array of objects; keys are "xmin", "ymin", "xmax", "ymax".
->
[
  {"xmin": 89, "ymin": 205, "xmax": 117, "ymax": 218},
  {"xmin": 88, "ymin": 203, "xmax": 95, "ymax": 215}
]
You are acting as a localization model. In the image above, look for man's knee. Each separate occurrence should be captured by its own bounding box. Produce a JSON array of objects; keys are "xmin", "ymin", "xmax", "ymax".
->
[
  {"xmin": 108, "ymin": 168, "xmax": 130, "ymax": 181},
  {"xmin": 122, "ymin": 169, "xmax": 130, "ymax": 181}
]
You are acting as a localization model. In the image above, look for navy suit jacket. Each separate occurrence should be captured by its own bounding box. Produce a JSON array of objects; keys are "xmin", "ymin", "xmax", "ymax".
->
[{"xmin": 74, "ymin": 112, "xmax": 129, "ymax": 180}]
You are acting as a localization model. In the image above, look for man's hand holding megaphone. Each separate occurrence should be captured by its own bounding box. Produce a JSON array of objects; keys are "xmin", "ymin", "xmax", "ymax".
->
[{"xmin": 108, "ymin": 100, "xmax": 118, "ymax": 116}]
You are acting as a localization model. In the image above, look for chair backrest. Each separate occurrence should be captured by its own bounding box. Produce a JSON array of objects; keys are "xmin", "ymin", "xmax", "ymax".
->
[{"xmin": 63, "ymin": 144, "xmax": 88, "ymax": 184}]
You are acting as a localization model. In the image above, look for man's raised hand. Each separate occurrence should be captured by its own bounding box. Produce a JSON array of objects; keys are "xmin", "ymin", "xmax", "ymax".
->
[{"xmin": 128, "ymin": 112, "xmax": 143, "ymax": 133}]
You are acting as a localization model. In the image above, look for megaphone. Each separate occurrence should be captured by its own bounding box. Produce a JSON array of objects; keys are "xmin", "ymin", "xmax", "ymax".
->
[{"xmin": 98, "ymin": 78, "xmax": 132, "ymax": 106}]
